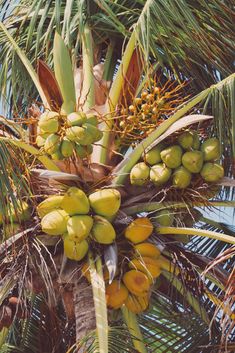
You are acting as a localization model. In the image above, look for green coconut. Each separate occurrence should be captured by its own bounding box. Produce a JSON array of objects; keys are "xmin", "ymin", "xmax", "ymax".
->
[
  {"xmin": 51, "ymin": 150, "xmax": 63, "ymax": 160},
  {"xmin": 61, "ymin": 187, "xmax": 90, "ymax": 215},
  {"xmin": 88, "ymin": 188, "xmax": 121, "ymax": 217},
  {"xmin": 61, "ymin": 138, "xmax": 74, "ymax": 158},
  {"xmin": 144, "ymin": 144, "xmax": 164, "ymax": 165},
  {"xmin": 130, "ymin": 162, "xmax": 150, "ymax": 186},
  {"xmin": 150, "ymin": 163, "xmax": 172, "ymax": 186},
  {"xmin": 41, "ymin": 209, "xmax": 69, "ymax": 235},
  {"xmin": 200, "ymin": 162, "xmax": 224, "ymax": 182},
  {"xmin": 37, "ymin": 195, "xmax": 64, "ymax": 218},
  {"xmin": 66, "ymin": 126, "xmax": 86, "ymax": 142},
  {"xmin": 155, "ymin": 209, "xmax": 174, "ymax": 226},
  {"xmin": 201, "ymin": 138, "xmax": 221, "ymax": 161},
  {"xmin": 44, "ymin": 134, "xmax": 60, "ymax": 155},
  {"xmin": 182, "ymin": 151, "xmax": 203, "ymax": 173},
  {"xmin": 63, "ymin": 236, "xmax": 88, "ymax": 261},
  {"xmin": 160, "ymin": 145, "xmax": 183, "ymax": 168},
  {"xmin": 83, "ymin": 123, "xmax": 103, "ymax": 142},
  {"xmin": 75, "ymin": 144, "xmax": 87, "ymax": 158},
  {"xmin": 172, "ymin": 166, "xmax": 192, "ymax": 189},
  {"xmin": 36, "ymin": 133, "xmax": 50, "ymax": 147},
  {"xmin": 67, "ymin": 215, "xmax": 93, "ymax": 242},
  {"xmin": 67, "ymin": 112, "xmax": 87, "ymax": 126},
  {"xmin": 86, "ymin": 114, "xmax": 98, "ymax": 126},
  {"xmin": 91, "ymin": 215, "xmax": 116, "ymax": 244},
  {"xmin": 178, "ymin": 131, "xmax": 194, "ymax": 150},
  {"xmin": 38, "ymin": 111, "xmax": 59, "ymax": 133}
]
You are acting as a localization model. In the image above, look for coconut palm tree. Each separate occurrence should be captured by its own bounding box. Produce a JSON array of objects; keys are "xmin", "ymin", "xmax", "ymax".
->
[{"xmin": 0, "ymin": 1, "xmax": 235, "ymax": 352}]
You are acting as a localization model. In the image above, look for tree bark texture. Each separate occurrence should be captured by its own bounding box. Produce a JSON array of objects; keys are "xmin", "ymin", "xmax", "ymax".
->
[{"xmin": 73, "ymin": 278, "xmax": 96, "ymax": 353}]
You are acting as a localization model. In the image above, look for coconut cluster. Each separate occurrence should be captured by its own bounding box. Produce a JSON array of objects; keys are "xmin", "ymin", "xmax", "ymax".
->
[
  {"xmin": 37, "ymin": 187, "xmax": 121, "ymax": 261},
  {"xmin": 36, "ymin": 111, "xmax": 103, "ymax": 160},
  {"xmin": 130, "ymin": 132, "xmax": 224, "ymax": 188},
  {"xmin": 0, "ymin": 201, "xmax": 30, "ymax": 240},
  {"xmin": 106, "ymin": 217, "xmax": 161, "ymax": 313}
]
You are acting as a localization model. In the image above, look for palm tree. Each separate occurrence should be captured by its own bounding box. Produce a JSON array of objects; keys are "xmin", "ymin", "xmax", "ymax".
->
[{"xmin": 0, "ymin": 1, "xmax": 234, "ymax": 352}]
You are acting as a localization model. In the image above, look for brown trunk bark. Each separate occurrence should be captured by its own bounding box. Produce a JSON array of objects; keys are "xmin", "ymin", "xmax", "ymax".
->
[{"xmin": 73, "ymin": 278, "xmax": 96, "ymax": 353}]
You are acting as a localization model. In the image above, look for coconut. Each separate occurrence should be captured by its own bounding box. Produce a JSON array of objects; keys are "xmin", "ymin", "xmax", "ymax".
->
[
  {"xmin": 41, "ymin": 209, "xmax": 69, "ymax": 235},
  {"xmin": 129, "ymin": 257, "xmax": 161, "ymax": 278},
  {"xmin": 130, "ymin": 162, "xmax": 150, "ymax": 186},
  {"xmin": 61, "ymin": 187, "xmax": 90, "ymax": 215},
  {"xmin": 75, "ymin": 144, "xmax": 90, "ymax": 158},
  {"xmin": 172, "ymin": 166, "xmax": 192, "ymax": 189},
  {"xmin": 44, "ymin": 134, "xmax": 60, "ymax": 155},
  {"xmin": 201, "ymin": 138, "xmax": 221, "ymax": 161},
  {"xmin": 134, "ymin": 243, "xmax": 160, "ymax": 258},
  {"xmin": 160, "ymin": 145, "xmax": 183, "ymax": 168},
  {"xmin": 125, "ymin": 217, "xmax": 153, "ymax": 244},
  {"xmin": 67, "ymin": 215, "xmax": 93, "ymax": 242},
  {"xmin": 38, "ymin": 111, "xmax": 59, "ymax": 133},
  {"xmin": 123, "ymin": 270, "xmax": 150, "ymax": 297},
  {"xmin": 36, "ymin": 133, "xmax": 50, "ymax": 147},
  {"xmin": 124, "ymin": 294, "xmax": 149, "ymax": 313},
  {"xmin": 65, "ymin": 126, "xmax": 87, "ymax": 143},
  {"xmin": 63, "ymin": 236, "xmax": 88, "ymax": 261},
  {"xmin": 83, "ymin": 123, "xmax": 103, "ymax": 142},
  {"xmin": 178, "ymin": 131, "xmax": 194, "ymax": 150},
  {"xmin": 200, "ymin": 162, "xmax": 224, "ymax": 182},
  {"xmin": 67, "ymin": 112, "xmax": 87, "ymax": 126},
  {"xmin": 106, "ymin": 280, "xmax": 128, "ymax": 309},
  {"xmin": 91, "ymin": 215, "xmax": 116, "ymax": 244},
  {"xmin": 37, "ymin": 195, "xmax": 63, "ymax": 218},
  {"xmin": 86, "ymin": 114, "xmax": 98, "ymax": 126},
  {"xmin": 60, "ymin": 138, "xmax": 74, "ymax": 158},
  {"xmin": 144, "ymin": 144, "xmax": 164, "ymax": 165},
  {"xmin": 150, "ymin": 163, "xmax": 172, "ymax": 185},
  {"xmin": 51, "ymin": 150, "xmax": 63, "ymax": 160},
  {"xmin": 182, "ymin": 151, "xmax": 203, "ymax": 173},
  {"xmin": 155, "ymin": 209, "xmax": 174, "ymax": 226},
  {"xmin": 88, "ymin": 188, "xmax": 121, "ymax": 217}
]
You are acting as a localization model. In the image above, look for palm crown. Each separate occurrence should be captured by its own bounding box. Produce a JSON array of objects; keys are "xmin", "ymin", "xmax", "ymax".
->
[{"xmin": 0, "ymin": 1, "xmax": 235, "ymax": 352}]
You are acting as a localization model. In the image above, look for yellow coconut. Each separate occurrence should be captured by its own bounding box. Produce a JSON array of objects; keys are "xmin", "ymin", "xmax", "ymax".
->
[
  {"xmin": 63, "ymin": 236, "xmax": 88, "ymax": 261},
  {"xmin": 41, "ymin": 209, "xmax": 69, "ymax": 235},
  {"xmin": 124, "ymin": 293, "xmax": 149, "ymax": 314},
  {"xmin": 106, "ymin": 280, "xmax": 128, "ymax": 309},
  {"xmin": 37, "ymin": 195, "xmax": 63, "ymax": 218},
  {"xmin": 124, "ymin": 217, "xmax": 153, "ymax": 244},
  {"xmin": 134, "ymin": 242, "xmax": 161, "ymax": 258},
  {"xmin": 123, "ymin": 270, "xmax": 150, "ymax": 297},
  {"xmin": 61, "ymin": 187, "xmax": 90, "ymax": 215},
  {"xmin": 88, "ymin": 188, "xmax": 121, "ymax": 217},
  {"xmin": 67, "ymin": 215, "xmax": 93, "ymax": 242},
  {"xmin": 91, "ymin": 215, "xmax": 116, "ymax": 244},
  {"xmin": 129, "ymin": 257, "xmax": 161, "ymax": 279}
]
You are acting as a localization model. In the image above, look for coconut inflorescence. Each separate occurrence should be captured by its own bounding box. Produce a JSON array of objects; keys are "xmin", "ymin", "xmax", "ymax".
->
[
  {"xmin": 37, "ymin": 187, "xmax": 121, "ymax": 261},
  {"xmin": 36, "ymin": 110, "xmax": 103, "ymax": 160},
  {"xmin": 129, "ymin": 131, "xmax": 224, "ymax": 188}
]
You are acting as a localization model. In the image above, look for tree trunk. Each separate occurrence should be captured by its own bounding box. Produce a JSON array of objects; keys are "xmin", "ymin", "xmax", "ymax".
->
[{"xmin": 73, "ymin": 278, "xmax": 96, "ymax": 353}]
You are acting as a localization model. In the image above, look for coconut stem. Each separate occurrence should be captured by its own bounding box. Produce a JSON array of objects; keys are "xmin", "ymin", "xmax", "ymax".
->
[{"xmin": 158, "ymin": 226, "xmax": 235, "ymax": 245}]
